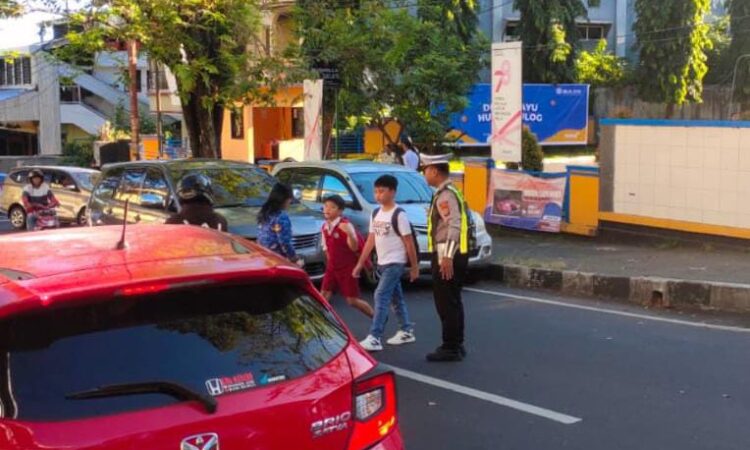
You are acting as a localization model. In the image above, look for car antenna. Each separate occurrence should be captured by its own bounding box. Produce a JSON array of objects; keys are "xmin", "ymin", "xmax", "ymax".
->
[{"xmin": 116, "ymin": 199, "xmax": 130, "ymax": 250}]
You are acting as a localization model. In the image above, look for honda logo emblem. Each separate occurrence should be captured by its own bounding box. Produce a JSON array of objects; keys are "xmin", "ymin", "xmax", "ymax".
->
[
  {"xmin": 181, "ymin": 433, "xmax": 219, "ymax": 450},
  {"xmin": 205, "ymin": 378, "xmax": 223, "ymax": 396}
]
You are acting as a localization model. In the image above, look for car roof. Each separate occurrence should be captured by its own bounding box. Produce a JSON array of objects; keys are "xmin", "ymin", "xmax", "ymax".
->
[
  {"xmin": 102, "ymin": 158, "xmax": 260, "ymax": 172},
  {"xmin": 9, "ymin": 165, "xmax": 99, "ymax": 174},
  {"xmin": 275, "ymin": 160, "xmax": 416, "ymax": 175},
  {"xmin": 0, "ymin": 225, "xmax": 303, "ymax": 318}
]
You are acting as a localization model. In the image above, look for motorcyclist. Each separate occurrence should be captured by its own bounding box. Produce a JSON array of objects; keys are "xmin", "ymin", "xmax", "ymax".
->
[
  {"xmin": 166, "ymin": 173, "xmax": 229, "ymax": 231},
  {"xmin": 22, "ymin": 169, "xmax": 60, "ymax": 231}
]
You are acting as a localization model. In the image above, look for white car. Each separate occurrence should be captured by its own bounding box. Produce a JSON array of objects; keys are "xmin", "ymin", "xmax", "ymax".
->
[{"xmin": 273, "ymin": 160, "xmax": 493, "ymax": 284}]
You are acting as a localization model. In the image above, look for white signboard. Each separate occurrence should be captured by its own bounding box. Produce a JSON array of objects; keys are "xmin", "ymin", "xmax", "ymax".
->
[
  {"xmin": 303, "ymin": 79, "xmax": 324, "ymax": 161},
  {"xmin": 491, "ymin": 42, "xmax": 523, "ymax": 163}
]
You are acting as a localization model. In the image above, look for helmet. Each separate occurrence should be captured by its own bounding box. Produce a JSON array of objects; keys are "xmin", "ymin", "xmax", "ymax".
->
[
  {"xmin": 176, "ymin": 173, "xmax": 215, "ymax": 205},
  {"xmin": 28, "ymin": 169, "xmax": 44, "ymax": 181}
]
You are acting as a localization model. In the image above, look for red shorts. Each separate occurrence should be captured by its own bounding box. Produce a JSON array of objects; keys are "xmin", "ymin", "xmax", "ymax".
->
[{"xmin": 322, "ymin": 266, "xmax": 361, "ymax": 298}]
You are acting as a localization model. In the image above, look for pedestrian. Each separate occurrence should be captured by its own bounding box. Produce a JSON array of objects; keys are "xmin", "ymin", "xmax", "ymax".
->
[
  {"xmin": 320, "ymin": 194, "xmax": 375, "ymax": 318},
  {"xmin": 353, "ymin": 174, "xmax": 419, "ymax": 352},
  {"xmin": 376, "ymin": 143, "xmax": 399, "ymax": 164},
  {"xmin": 257, "ymin": 183, "xmax": 304, "ymax": 267},
  {"xmin": 421, "ymin": 153, "xmax": 473, "ymax": 362},
  {"xmin": 401, "ymin": 138, "xmax": 421, "ymax": 171},
  {"xmin": 166, "ymin": 173, "xmax": 228, "ymax": 231}
]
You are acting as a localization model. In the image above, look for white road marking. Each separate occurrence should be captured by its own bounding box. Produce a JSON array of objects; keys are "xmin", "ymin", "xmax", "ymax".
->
[
  {"xmin": 466, "ymin": 287, "xmax": 750, "ymax": 334},
  {"xmin": 384, "ymin": 364, "xmax": 582, "ymax": 425}
]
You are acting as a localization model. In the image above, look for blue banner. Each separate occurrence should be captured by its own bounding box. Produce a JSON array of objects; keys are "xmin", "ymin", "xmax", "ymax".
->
[{"xmin": 448, "ymin": 83, "xmax": 590, "ymax": 146}]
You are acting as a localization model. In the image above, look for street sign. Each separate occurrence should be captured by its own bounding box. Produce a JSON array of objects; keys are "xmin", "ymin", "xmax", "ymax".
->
[{"xmin": 313, "ymin": 65, "xmax": 341, "ymax": 89}]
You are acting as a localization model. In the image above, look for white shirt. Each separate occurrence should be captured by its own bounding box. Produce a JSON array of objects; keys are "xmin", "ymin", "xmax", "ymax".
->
[
  {"xmin": 370, "ymin": 205, "xmax": 412, "ymax": 265},
  {"xmin": 403, "ymin": 149, "xmax": 420, "ymax": 170}
]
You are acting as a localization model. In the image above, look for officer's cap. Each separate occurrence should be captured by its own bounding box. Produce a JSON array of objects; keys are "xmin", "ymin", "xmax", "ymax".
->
[{"xmin": 420, "ymin": 153, "xmax": 452, "ymax": 169}]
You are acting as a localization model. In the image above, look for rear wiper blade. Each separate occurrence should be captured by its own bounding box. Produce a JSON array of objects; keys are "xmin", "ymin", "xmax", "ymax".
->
[{"xmin": 66, "ymin": 381, "xmax": 217, "ymax": 414}]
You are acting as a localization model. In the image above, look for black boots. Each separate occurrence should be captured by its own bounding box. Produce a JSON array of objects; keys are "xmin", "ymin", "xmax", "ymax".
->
[{"xmin": 426, "ymin": 345, "xmax": 464, "ymax": 362}]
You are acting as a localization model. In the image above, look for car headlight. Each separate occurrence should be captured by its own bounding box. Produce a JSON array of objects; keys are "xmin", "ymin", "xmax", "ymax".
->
[{"xmin": 472, "ymin": 211, "xmax": 486, "ymax": 234}]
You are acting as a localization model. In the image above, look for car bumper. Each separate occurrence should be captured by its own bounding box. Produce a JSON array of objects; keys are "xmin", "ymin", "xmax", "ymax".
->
[
  {"xmin": 368, "ymin": 427, "xmax": 405, "ymax": 450},
  {"xmin": 296, "ymin": 246, "xmax": 326, "ymax": 281}
]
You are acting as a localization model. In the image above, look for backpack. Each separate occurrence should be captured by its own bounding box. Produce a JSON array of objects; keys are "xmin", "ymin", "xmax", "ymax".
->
[{"xmin": 371, "ymin": 207, "xmax": 420, "ymax": 265}]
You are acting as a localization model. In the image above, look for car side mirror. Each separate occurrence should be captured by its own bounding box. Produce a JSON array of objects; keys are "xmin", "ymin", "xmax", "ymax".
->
[
  {"xmin": 293, "ymin": 188, "xmax": 302, "ymax": 201},
  {"xmin": 345, "ymin": 200, "xmax": 360, "ymax": 211}
]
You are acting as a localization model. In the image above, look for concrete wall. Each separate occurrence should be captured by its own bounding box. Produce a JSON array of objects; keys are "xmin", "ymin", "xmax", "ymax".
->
[
  {"xmin": 600, "ymin": 119, "xmax": 750, "ymax": 237},
  {"xmin": 594, "ymin": 86, "xmax": 741, "ymax": 121}
]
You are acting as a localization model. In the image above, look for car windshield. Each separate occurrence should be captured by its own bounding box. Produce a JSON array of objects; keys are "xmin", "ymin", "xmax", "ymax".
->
[
  {"xmin": 0, "ymin": 283, "xmax": 348, "ymax": 422},
  {"xmin": 72, "ymin": 172, "xmax": 99, "ymax": 191},
  {"xmin": 170, "ymin": 166, "xmax": 275, "ymax": 208},
  {"xmin": 352, "ymin": 171, "xmax": 433, "ymax": 204}
]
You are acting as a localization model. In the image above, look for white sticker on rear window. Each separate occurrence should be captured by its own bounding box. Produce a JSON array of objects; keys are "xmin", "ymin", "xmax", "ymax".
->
[{"xmin": 205, "ymin": 372, "xmax": 256, "ymax": 397}]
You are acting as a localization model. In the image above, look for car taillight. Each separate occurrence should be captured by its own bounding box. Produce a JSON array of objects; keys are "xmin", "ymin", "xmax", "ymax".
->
[{"xmin": 348, "ymin": 367, "xmax": 398, "ymax": 450}]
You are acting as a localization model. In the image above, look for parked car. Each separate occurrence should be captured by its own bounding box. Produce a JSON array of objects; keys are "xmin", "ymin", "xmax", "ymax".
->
[
  {"xmin": 272, "ymin": 161, "xmax": 493, "ymax": 283},
  {"xmin": 0, "ymin": 172, "xmax": 6, "ymax": 194},
  {"xmin": 0, "ymin": 224, "xmax": 403, "ymax": 450},
  {"xmin": 88, "ymin": 159, "xmax": 326, "ymax": 279},
  {"xmin": 0, "ymin": 166, "xmax": 100, "ymax": 230}
]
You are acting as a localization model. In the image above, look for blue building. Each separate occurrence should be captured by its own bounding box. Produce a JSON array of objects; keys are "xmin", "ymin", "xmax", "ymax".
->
[{"xmin": 477, "ymin": 0, "xmax": 726, "ymax": 64}]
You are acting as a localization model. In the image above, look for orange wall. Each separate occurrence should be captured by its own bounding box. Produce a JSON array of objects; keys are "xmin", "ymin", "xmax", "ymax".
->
[
  {"xmin": 221, "ymin": 105, "xmax": 254, "ymax": 163},
  {"xmin": 253, "ymin": 107, "xmax": 294, "ymax": 159}
]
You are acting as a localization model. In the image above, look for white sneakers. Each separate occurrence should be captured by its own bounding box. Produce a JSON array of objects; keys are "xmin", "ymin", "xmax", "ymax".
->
[
  {"xmin": 386, "ymin": 330, "xmax": 416, "ymax": 346},
  {"xmin": 360, "ymin": 331, "xmax": 416, "ymax": 352},
  {"xmin": 359, "ymin": 335, "xmax": 383, "ymax": 352}
]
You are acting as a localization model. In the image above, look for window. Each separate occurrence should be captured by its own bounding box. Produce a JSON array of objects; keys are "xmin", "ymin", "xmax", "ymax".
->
[
  {"xmin": 169, "ymin": 165, "xmax": 276, "ymax": 208},
  {"xmin": 352, "ymin": 172, "xmax": 433, "ymax": 205},
  {"xmin": 292, "ymin": 108, "xmax": 304, "ymax": 139},
  {"xmin": 0, "ymin": 283, "xmax": 348, "ymax": 421},
  {"xmin": 60, "ymin": 85, "xmax": 81, "ymax": 103},
  {"xmin": 115, "ymin": 169, "xmax": 146, "ymax": 204},
  {"xmin": 504, "ymin": 22, "xmax": 520, "ymax": 42},
  {"xmin": 9, "ymin": 170, "xmax": 29, "ymax": 184},
  {"xmin": 72, "ymin": 172, "xmax": 99, "ymax": 191},
  {"xmin": 0, "ymin": 56, "xmax": 32, "ymax": 86},
  {"xmin": 231, "ymin": 109, "xmax": 244, "ymax": 139},
  {"xmin": 321, "ymin": 174, "xmax": 354, "ymax": 205},
  {"xmin": 140, "ymin": 169, "xmax": 169, "ymax": 209},
  {"xmin": 284, "ymin": 169, "xmax": 322, "ymax": 203},
  {"xmin": 578, "ymin": 24, "xmax": 607, "ymax": 40},
  {"xmin": 92, "ymin": 168, "xmax": 124, "ymax": 202},
  {"xmin": 49, "ymin": 171, "xmax": 76, "ymax": 189}
]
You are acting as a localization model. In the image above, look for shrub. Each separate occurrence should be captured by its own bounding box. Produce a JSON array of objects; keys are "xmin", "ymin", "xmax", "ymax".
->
[
  {"xmin": 62, "ymin": 140, "xmax": 94, "ymax": 168},
  {"xmin": 521, "ymin": 127, "xmax": 544, "ymax": 172}
]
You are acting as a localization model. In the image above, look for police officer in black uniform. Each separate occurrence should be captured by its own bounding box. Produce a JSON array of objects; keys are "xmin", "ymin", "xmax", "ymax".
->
[
  {"xmin": 422, "ymin": 154, "xmax": 473, "ymax": 362},
  {"xmin": 166, "ymin": 173, "xmax": 229, "ymax": 231}
]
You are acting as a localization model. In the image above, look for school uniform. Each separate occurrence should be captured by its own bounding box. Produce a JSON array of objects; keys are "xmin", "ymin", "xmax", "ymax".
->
[{"xmin": 321, "ymin": 217, "xmax": 361, "ymax": 298}]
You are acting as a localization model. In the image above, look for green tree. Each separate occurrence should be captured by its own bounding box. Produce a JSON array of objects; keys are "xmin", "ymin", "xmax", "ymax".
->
[
  {"xmin": 295, "ymin": 0, "xmax": 488, "ymax": 152},
  {"xmin": 513, "ymin": 0, "xmax": 599, "ymax": 83},
  {"xmin": 575, "ymin": 39, "xmax": 629, "ymax": 87},
  {"xmin": 56, "ymin": 0, "xmax": 294, "ymax": 158},
  {"xmin": 633, "ymin": 0, "xmax": 712, "ymax": 116},
  {"xmin": 727, "ymin": 0, "xmax": 750, "ymax": 107},
  {"xmin": 521, "ymin": 127, "xmax": 544, "ymax": 172},
  {"xmin": 0, "ymin": 0, "xmax": 22, "ymax": 18},
  {"xmin": 704, "ymin": 15, "xmax": 732, "ymax": 84}
]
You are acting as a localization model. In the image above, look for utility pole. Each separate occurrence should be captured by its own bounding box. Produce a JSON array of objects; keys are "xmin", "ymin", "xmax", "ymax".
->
[
  {"xmin": 127, "ymin": 39, "xmax": 140, "ymax": 160},
  {"xmin": 152, "ymin": 59, "xmax": 164, "ymax": 158}
]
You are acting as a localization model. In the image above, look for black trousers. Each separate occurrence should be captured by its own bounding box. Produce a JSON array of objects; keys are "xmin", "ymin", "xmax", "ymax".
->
[{"xmin": 431, "ymin": 252, "xmax": 469, "ymax": 350}]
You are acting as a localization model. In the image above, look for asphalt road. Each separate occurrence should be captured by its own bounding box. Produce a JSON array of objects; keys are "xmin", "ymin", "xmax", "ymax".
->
[
  {"xmin": 333, "ymin": 282, "xmax": 750, "ymax": 450},
  {"xmin": 0, "ymin": 218, "xmax": 12, "ymax": 234}
]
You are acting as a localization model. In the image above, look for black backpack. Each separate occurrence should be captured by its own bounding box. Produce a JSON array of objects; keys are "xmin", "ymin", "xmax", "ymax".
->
[{"xmin": 371, "ymin": 207, "xmax": 421, "ymax": 264}]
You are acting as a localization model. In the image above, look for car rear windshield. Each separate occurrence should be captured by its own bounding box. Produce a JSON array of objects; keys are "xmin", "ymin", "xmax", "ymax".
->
[
  {"xmin": 0, "ymin": 283, "xmax": 348, "ymax": 422},
  {"xmin": 352, "ymin": 172, "xmax": 433, "ymax": 204},
  {"xmin": 170, "ymin": 167, "xmax": 275, "ymax": 208}
]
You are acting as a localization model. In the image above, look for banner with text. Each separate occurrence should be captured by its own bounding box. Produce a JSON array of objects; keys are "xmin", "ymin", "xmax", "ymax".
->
[
  {"xmin": 449, "ymin": 83, "xmax": 590, "ymax": 146},
  {"xmin": 490, "ymin": 42, "xmax": 523, "ymax": 162},
  {"xmin": 485, "ymin": 169, "xmax": 568, "ymax": 233}
]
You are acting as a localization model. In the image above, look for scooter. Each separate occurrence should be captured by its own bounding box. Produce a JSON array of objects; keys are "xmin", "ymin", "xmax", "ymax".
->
[{"xmin": 33, "ymin": 208, "xmax": 59, "ymax": 231}]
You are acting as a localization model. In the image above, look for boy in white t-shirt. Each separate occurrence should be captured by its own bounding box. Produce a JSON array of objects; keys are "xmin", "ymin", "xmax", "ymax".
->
[{"xmin": 353, "ymin": 175, "xmax": 419, "ymax": 351}]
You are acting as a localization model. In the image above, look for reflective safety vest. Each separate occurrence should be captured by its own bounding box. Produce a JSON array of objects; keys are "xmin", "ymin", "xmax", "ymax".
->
[{"xmin": 427, "ymin": 183, "xmax": 471, "ymax": 254}]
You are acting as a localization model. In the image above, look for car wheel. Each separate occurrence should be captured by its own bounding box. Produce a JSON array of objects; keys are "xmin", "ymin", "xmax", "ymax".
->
[
  {"xmin": 363, "ymin": 253, "xmax": 381, "ymax": 289},
  {"xmin": 77, "ymin": 208, "xmax": 88, "ymax": 226},
  {"xmin": 9, "ymin": 206, "xmax": 26, "ymax": 231}
]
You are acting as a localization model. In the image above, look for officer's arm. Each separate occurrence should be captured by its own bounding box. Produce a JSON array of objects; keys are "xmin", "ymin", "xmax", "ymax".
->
[{"xmin": 438, "ymin": 191, "xmax": 462, "ymax": 259}]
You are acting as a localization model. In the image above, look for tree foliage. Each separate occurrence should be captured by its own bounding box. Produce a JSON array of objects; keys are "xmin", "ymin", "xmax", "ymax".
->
[
  {"xmin": 521, "ymin": 127, "xmax": 544, "ymax": 172},
  {"xmin": 633, "ymin": 0, "xmax": 712, "ymax": 111},
  {"xmin": 727, "ymin": 0, "xmax": 750, "ymax": 106},
  {"xmin": 575, "ymin": 39, "xmax": 630, "ymax": 88},
  {"xmin": 0, "ymin": 0, "xmax": 22, "ymax": 18},
  {"xmin": 513, "ymin": 0, "xmax": 598, "ymax": 83},
  {"xmin": 295, "ymin": 0, "xmax": 488, "ymax": 152},
  {"xmin": 54, "ymin": 0, "xmax": 295, "ymax": 158}
]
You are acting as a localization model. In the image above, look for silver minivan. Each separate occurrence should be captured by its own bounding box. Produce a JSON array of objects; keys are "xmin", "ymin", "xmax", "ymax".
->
[{"xmin": 273, "ymin": 161, "xmax": 493, "ymax": 283}]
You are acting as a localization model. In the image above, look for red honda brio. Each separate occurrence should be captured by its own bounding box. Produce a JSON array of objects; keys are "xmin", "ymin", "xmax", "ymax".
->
[{"xmin": 0, "ymin": 225, "xmax": 404, "ymax": 450}]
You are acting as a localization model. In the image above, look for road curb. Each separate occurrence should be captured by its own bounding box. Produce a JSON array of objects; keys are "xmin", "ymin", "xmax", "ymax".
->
[{"xmin": 486, "ymin": 263, "xmax": 750, "ymax": 314}]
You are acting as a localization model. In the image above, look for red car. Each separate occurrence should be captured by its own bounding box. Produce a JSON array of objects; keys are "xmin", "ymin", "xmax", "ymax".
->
[{"xmin": 0, "ymin": 225, "xmax": 403, "ymax": 450}]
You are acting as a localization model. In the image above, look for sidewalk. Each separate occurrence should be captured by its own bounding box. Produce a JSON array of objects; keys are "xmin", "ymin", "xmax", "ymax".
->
[{"xmin": 487, "ymin": 228, "xmax": 750, "ymax": 313}]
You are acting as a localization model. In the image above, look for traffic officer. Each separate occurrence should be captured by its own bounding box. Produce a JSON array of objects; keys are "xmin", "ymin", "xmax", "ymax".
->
[{"xmin": 421, "ymin": 153, "xmax": 473, "ymax": 362}]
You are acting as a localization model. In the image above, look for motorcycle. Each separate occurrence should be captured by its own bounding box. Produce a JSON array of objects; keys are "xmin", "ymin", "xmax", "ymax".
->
[{"xmin": 32, "ymin": 208, "xmax": 59, "ymax": 231}]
